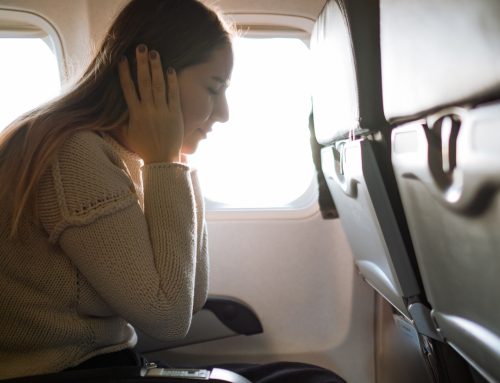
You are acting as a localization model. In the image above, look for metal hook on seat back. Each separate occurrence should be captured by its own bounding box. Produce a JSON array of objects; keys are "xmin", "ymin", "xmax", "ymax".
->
[{"xmin": 394, "ymin": 104, "xmax": 500, "ymax": 214}]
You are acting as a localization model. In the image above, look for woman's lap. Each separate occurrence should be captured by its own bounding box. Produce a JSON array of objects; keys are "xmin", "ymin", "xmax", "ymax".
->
[{"xmin": 66, "ymin": 349, "xmax": 346, "ymax": 383}]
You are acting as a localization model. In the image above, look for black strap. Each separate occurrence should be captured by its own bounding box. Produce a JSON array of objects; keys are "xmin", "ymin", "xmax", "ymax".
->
[{"xmin": 309, "ymin": 112, "xmax": 338, "ymax": 219}]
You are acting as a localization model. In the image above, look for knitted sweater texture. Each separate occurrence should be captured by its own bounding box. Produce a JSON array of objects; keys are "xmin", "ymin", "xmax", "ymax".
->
[{"xmin": 0, "ymin": 131, "xmax": 208, "ymax": 379}]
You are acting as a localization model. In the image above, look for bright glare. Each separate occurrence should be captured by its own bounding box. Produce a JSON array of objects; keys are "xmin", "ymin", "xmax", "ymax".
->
[
  {"xmin": 0, "ymin": 38, "xmax": 61, "ymax": 131},
  {"xmin": 190, "ymin": 38, "xmax": 315, "ymax": 209}
]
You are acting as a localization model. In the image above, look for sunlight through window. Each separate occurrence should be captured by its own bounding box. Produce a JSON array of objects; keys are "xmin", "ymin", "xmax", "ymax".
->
[
  {"xmin": 0, "ymin": 38, "xmax": 61, "ymax": 131},
  {"xmin": 190, "ymin": 38, "xmax": 315, "ymax": 209}
]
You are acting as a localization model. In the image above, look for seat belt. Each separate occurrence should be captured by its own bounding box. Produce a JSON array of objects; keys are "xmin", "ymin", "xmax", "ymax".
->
[{"xmin": 3, "ymin": 366, "xmax": 251, "ymax": 382}]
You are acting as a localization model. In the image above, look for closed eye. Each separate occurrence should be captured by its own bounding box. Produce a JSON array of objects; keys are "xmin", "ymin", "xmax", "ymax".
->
[
  {"xmin": 207, "ymin": 87, "xmax": 222, "ymax": 96},
  {"xmin": 208, "ymin": 87, "xmax": 218, "ymax": 95}
]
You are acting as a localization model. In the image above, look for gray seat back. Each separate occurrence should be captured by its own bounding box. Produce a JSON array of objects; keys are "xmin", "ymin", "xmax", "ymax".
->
[
  {"xmin": 311, "ymin": 0, "xmax": 423, "ymax": 319},
  {"xmin": 380, "ymin": 0, "xmax": 500, "ymax": 380}
]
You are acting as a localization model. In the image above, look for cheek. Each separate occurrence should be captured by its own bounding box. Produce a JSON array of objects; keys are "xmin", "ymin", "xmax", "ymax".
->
[{"xmin": 180, "ymin": 90, "xmax": 213, "ymax": 130}]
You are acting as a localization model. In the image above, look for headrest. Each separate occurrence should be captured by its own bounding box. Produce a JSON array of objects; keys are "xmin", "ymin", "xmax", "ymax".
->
[
  {"xmin": 381, "ymin": 0, "xmax": 500, "ymax": 122},
  {"xmin": 311, "ymin": 0, "xmax": 386, "ymax": 146}
]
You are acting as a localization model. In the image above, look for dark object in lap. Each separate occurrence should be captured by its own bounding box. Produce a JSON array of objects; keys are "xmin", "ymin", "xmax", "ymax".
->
[
  {"xmin": 210, "ymin": 362, "xmax": 346, "ymax": 383},
  {"xmin": 64, "ymin": 349, "xmax": 346, "ymax": 383}
]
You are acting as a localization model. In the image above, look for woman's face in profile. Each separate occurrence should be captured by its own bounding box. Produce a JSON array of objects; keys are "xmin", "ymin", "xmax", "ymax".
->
[{"xmin": 177, "ymin": 44, "xmax": 233, "ymax": 154}]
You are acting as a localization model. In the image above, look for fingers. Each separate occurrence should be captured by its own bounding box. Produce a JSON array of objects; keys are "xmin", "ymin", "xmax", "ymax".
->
[
  {"xmin": 116, "ymin": 45, "xmax": 184, "ymax": 164},
  {"xmin": 149, "ymin": 50, "xmax": 166, "ymax": 107},
  {"xmin": 136, "ymin": 44, "xmax": 153, "ymax": 104},
  {"xmin": 118, "ymin": 56, "xmax": 138, "ymax": 108},
  {"xmin": 119, "ymin": 44, "xmax": 176, "ymax": 111},
  {"xmin": 166, "ymin": 68, "xmax": 181, "ymax": 112}
]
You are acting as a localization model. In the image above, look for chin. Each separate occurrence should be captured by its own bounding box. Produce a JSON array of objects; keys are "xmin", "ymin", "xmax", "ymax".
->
[{"xmin": 181, "ymin": 142, "xmax": 199, "ymax": 155}]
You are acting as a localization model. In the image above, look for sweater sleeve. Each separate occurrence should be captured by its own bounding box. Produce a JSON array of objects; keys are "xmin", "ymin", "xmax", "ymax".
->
[
  {"xmin": 37, "ymin": 132, "xmax": 197, "ymax": 341},
  {"xmin": 190, "ymin": 169, "xmax": 209, "ymax": 313}
]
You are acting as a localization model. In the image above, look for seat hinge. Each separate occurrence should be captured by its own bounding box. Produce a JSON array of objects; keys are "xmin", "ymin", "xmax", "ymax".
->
[{"xmin": 408, "ymin": 302, "xmax": 443, "ymax": 341}]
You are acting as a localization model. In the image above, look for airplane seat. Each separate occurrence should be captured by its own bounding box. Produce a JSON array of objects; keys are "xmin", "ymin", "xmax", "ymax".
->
[
  {"xmin": 311, "ymin": 0, "xmax": 420, "ymax": 322},
  {"xmin": 310, "ymin": 1, "xmax": 479, "ymax": 382},
  {"xmin": 311, "ymin": 0, "xmax": 426, "ymax": 326},
  {"xmin": 380, "ymin": 0, "xmax": 500, "ymax": 381}
]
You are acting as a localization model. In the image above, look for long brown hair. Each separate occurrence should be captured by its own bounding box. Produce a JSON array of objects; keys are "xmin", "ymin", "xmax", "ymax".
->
[{"xmin": 0, "ymin": 0, "xmax": 232, "ymax": 239}]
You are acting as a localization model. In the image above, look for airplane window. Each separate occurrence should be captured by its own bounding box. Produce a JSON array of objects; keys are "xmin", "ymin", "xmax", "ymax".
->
[
  {"xmin": 0, "ymin": 32, "xmax": 314, "ymax": 211},
  {"xmin": 0, "ymin": 37, "xmax": 61, "ymax": 131},
  {"xmin": 190, "ymin": 37, "xmax": 315, "ymax": 210}
]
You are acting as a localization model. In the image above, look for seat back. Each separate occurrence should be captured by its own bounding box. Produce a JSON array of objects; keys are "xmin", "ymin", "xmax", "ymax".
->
[
  {"xmin": 310, "ymin": 0, "xmax": 423, "ymax": 319},
  {"xmin": 380, "ymin": 0, "xmax": 500, "ymax": 381}
]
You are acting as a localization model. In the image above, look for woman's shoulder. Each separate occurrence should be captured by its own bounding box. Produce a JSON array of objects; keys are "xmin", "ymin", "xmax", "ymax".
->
[
  {"xmin": 53, "ymin": 130, "xmax": 134, "ymax": 197},
  {"xmin": 59, "ymin": 130, "xmax": 112, "ymax": 159},
  {"xmin": 38, "ymin": 130, "xmax": 137, "ymax": 241},
  {"xmin": 65, "ymin": 129, "xmax": 103, "ymax": 143},
  {"xmin": 56, "ymin": 130, "xmax": 130, "ymax": 173}
]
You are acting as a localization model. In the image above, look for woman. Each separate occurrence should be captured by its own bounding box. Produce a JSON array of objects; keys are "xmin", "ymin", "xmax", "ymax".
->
[{"xmin": 0, "ymin": 1, "xmax": 344, "ymax": 382}]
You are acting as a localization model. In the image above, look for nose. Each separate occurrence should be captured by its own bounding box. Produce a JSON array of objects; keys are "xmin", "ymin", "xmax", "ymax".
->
[{"xmin": 212, "ymin": 91, "xmax": 229, "ymax": 124}]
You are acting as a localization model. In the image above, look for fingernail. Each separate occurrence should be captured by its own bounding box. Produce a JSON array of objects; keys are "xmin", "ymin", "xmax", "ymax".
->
[
  {"xmin": 138, "ymin": 44, "xmax": 146, "ymax": 53},
  {"xmin": 119, "ymin": 55, "xmax": 126, "ymax": 63},
  {"xmin": 149, "ymin": 51, "xmax": 157, "ymax": 59},
  {"xmin": 167, "ymin": 67, "xmax": 174, "ymax": 74}
]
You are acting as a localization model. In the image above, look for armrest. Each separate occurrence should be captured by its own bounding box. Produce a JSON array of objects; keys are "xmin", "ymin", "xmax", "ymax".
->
[
  {"xmin": 137, "ymin": 296, "xmax": 263, "ymax": 352},
  {"xmin": 203, "ymin": 295, "xmax": 263, "ymax": 336}
]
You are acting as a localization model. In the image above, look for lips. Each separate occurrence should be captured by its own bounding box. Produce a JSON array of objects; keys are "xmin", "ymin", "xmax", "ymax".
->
[{"xmin": 198, "ymin": 127, "xmax": 212, "ymax": 138}]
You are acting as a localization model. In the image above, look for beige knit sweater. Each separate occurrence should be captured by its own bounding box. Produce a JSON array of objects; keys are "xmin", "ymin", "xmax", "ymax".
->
[{"xmin": 0, "ymin": 131, "xmax": 208, "ymax": 379}]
